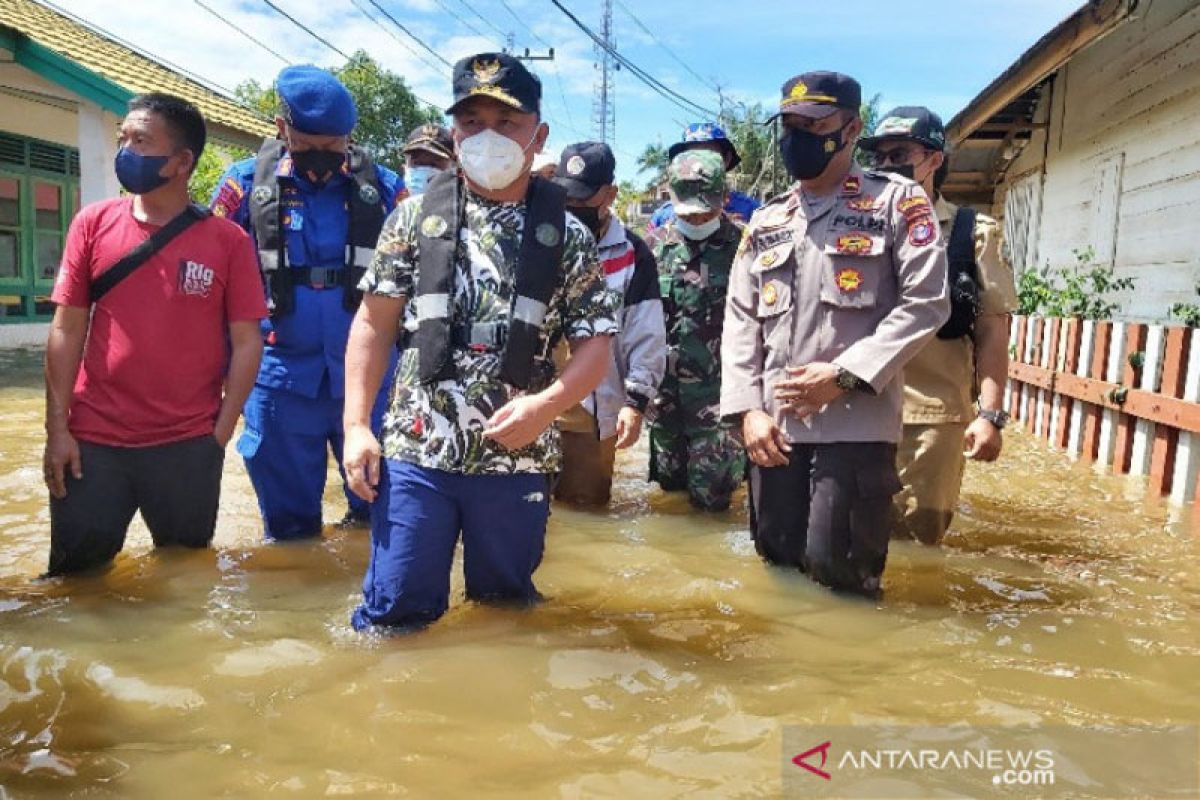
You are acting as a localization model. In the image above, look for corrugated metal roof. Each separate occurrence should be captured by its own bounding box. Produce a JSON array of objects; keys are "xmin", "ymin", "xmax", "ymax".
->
[{"xmin": 0, "ymin": 0, "xmax": 274, "ymax": 145}]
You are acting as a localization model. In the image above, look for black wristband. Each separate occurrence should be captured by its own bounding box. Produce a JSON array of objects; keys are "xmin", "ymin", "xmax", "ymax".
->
[{"xmin": 625, "ymin": 392, "xmax": 650, "ymax": 413}]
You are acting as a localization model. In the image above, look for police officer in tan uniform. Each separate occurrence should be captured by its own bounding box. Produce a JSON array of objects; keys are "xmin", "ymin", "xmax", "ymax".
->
[
  {"xmin": 859, "ymin": 107, "xmax": 1017, "ymax": 544},
  {"xmin": 720, "ymin": 72, "xmax": 949, "ymax": 596}
]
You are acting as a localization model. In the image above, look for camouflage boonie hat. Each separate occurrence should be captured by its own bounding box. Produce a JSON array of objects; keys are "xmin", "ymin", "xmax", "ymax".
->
[{"xmin": 668, "ymin": 150, "xmax": 726, "ymax": 215}]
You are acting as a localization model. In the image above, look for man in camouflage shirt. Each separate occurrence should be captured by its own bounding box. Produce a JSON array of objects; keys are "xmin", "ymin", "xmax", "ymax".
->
[
  {"xmin": 341, "ymin": 52, "xmax": 619, "ymax": 631},
  {"xmin": 646, "ymin": 150, "xmax": 746, "ymax": 511}
]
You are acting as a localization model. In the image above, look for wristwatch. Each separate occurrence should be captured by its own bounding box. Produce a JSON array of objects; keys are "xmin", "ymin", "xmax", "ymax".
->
[
  {"xmin": 977, "ymin": 407, "xmax": 1010, "ymax": 429},
  {"xmin": 835, "ymin": 366, "xmax": 866, "ymax": 393}
]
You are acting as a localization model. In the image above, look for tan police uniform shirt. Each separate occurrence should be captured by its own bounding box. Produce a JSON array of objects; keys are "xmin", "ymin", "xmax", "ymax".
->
[
  {"xmin": 902, "ymin": 196, "xmax": 1018, "ymax": 425},
  {"xmin": 720, "ymin": 166, "xmax": 950, "ymax": 444}
]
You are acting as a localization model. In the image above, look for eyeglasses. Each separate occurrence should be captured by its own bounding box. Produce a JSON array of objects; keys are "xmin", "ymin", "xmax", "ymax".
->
[{"xmin": 870, "ymin": 147, "xmax": 926, "ymax": 167}]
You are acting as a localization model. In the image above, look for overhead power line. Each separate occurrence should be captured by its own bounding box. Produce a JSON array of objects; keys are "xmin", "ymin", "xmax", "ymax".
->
[
  {"xmin": 260, "ymin": 0, "xmax": 352, "ymax": 61},
  {"xmin": 611, "ymin": 0, "xmax": 720, "ymax": 95},
  {"xmin": 547, "ymin": 0, "xmax": 717, "ymax": 119},
  {"xmin": 260, "ymin": 0, "xmax": 444, "ymax": 111},
  {"xmin": 194, "ymin": 0, "xmax": 290, "ymax": 65},
  {"xmin": 347, "ymin": 0, "xmax": 451, "ymax": 79},
  {"xmin": 361, "ymin": 0, "xmax": 454, "ymax": 68},
  {"xmin": 453, "ymin": 0, "xmax": 508, "ymax": 39},
  {"xmin": 427, "ymin": 0, "xmax": 496, "ymax": 45},
  {"xmin": 496, "ymin": 0, "xmax": 552, "ymax": 48}
]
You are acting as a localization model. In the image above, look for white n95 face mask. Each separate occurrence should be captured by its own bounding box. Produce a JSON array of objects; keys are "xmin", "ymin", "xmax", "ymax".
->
[{"xmin": 458, "ymin": 128, "xmax": 538, "ymax": 191}]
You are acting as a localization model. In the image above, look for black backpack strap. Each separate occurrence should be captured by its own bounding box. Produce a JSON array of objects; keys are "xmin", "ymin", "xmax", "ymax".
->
[
  {"xmin": 935, "ymin": 206, "xmax": 981, "ymax": 340},
  {"xmin": 948, "ymin": 206, "xmax": 978, "ymax": 277},
  {"xmin": 89, "ymin": 204, "xmax": 210, "ymax": 305}
]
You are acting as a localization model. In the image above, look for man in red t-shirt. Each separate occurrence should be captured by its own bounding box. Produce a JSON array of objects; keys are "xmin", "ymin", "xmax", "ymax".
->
[{"xmin": 43, "ymin": 93, "xmax": 266, "ymax": 576}]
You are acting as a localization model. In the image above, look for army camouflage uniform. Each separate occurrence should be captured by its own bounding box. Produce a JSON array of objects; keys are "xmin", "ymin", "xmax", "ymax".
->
[{"xmin": 648, "ymin": 212, "xmax": 746, "ymax": 510}]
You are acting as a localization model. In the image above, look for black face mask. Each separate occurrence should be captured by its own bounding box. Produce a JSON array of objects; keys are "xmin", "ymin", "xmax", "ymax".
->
[
  {"xmin": 879, "ymin": 163, "xmax": 915, "ymax": 180},
  {"xmin": 780, "ymin": 122, "xmax": 850, "ymax": 181},
  {"xmin": 569, "ymin": 204, "xmax": 605, "ymax": 237},
  {"xmin": 291, "ymin": 149, "xmax": 346, "ymax": 185}
]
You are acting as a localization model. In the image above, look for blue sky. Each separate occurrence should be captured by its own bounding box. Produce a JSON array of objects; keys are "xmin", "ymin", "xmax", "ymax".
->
[{"xmin": 53, "ymin": 0, "xmax": 1082, "ymax": 182}]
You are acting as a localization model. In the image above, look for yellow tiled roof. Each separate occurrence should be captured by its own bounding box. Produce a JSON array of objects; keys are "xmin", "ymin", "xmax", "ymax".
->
[{"xmin": 0, "ymin": 0, "xmax": 274, "ymax": 143}]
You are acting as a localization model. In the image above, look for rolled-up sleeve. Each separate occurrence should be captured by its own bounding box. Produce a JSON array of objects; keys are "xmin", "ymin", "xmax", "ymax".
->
[{"xmin": 720, "ymin": 229, "xmax": 765, "ymax": 418}]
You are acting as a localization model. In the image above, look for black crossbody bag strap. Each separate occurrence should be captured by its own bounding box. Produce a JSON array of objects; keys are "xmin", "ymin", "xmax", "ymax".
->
[{"xmin": 89, "ymin": 203, "xmax": 210, "ymax": 305}]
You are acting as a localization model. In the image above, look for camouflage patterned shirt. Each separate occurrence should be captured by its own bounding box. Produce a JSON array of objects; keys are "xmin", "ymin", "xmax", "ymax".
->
[
  {"xmin": 360, "ymin": 188, "xmax": 620, "ymax": 475},
  {"xmin": 650, "ymin": 215, "xmax": 742, "ymax": 409}
]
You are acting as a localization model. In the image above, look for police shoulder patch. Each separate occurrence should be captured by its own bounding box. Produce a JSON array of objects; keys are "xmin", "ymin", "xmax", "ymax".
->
[
  {"xmin": 908, "ymin": 217, "xmax": 937, "ymax": 247},
  {"xmin": 898, "ymin": 196, "xmax": 932, "ymax": 220},
  {"xmin": 211, "ymin": 177, "xmax": 244, "ymax": 218}
]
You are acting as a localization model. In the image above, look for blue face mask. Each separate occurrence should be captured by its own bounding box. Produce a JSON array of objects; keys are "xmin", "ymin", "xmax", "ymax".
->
[
  {"xmin": 115, "ymin": 147, "xmax": 171, "ymax": 195},
  {"xmin": 405, "ymin": 165, "xmax": 442, "ymax": 195}
]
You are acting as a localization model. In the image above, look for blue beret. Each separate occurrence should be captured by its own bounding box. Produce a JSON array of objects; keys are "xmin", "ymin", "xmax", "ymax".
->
[{"xmin": 275, "ymin": 65, "xmax": 357, "ymax": 136}]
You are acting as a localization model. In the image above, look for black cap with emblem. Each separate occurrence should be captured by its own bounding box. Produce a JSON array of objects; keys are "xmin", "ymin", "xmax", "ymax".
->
[
  {"xmin": 770, "ymin": 71, "xmax": 861, "ymax": 121},
  {"xmin": 445, "ymin": 52, "xmax": 542, "ymax": 116},
  {"xmin": 552, "ymin": 141, "xmax": 616, "ymax": 200}
]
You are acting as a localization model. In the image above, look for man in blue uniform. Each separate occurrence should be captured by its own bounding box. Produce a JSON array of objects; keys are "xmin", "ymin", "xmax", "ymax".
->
[
  {"xmin": 647, "ymin": 123, "xmax": 760, "ymax": 228},
  {"xmin": 211, "ymin": 65, "xmax": 403, "ymax": 540}
]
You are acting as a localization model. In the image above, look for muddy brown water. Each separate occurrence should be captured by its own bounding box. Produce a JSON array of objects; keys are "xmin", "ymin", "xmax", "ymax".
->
[{"xmin": 1, "ymin": 347, "xmax": 1198, "ymax": 798}]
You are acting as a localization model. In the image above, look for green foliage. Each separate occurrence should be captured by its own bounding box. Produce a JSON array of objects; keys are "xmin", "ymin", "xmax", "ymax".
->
[
  {"xmin": 1169, "ymin": 285, "xmax": 1200, "ymax": 328},
  {"xmin": 854, "ymin": 93, "xmax": 883, "ymax": 168},
  {"xmin": 234, "ymin": 51, "xmax": 440, "ymax": 173},
  {"xmin": 718, "ymin": 102, "xmax": 772, "ymax": 196},
  {"xmin": 615, "ymin": 179, "xmax": 645, "ymax": 230},
  {"xmin": 188, "ymin": 144, "xmax": 250, "ymax": 204},
  {"xmin": 635, "ymin": 142, "xmax": 668, "ymax": 192},
  {"xmin": 1016, "ymin": 247, "xmax": 1136, "ymax": 320}
]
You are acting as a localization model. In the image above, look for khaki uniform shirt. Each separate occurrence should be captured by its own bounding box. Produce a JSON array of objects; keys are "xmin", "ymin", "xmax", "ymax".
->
[
  {"xmin": 902, "ymin": 197, "xmax": 1018, "ymax": 424},
  {"xmin": 720, "ymin": 167, "xmax": 950, "ymax": 444}
]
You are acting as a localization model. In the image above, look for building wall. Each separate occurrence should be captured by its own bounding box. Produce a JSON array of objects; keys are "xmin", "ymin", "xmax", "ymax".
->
[
  {"xmin": 1001, "ymin": 0, "xmax": 1200, "ymax": 322},
  {"xmin": 0, "ymin": 63, "xmax": 81, "ymax": 148}
]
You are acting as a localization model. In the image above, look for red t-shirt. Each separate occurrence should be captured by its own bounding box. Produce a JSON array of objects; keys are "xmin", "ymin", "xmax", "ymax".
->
[{"xmin": 52, "ymin": 197, "xmax": 267, "ymax": 447}]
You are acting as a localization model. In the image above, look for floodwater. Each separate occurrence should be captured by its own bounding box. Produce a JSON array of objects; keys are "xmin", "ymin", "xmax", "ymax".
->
[{"xmin": 1, "ymin": 346, "xmax": 1199, "ymax": 799}]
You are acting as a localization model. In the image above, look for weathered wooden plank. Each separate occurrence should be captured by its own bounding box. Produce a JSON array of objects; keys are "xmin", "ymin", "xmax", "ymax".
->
[
  {"xmin": 1097, "ymin": 322, "xmax": 1127, "ymax": 470},
  {"xmin": 1113, "ymin": 324, "xmax": 1147, "ymax": 474},
  {"xmin": 1068, "ymin": 319, "xmax": 1097, "ymax": 459},
  {"xmin": 1130, "ymin": 325, "xmax": 1165, "ymax": 475},
  {"xmin": 1171, "ymin": 330, "xmax": 1200, "ymax": 504},
  {"xmin": 1039, "ymin": 318, "xmax": 1061, "ymax": 440},
  {"xmin": 1150, "ymin": 327, "xmax": 1188, "ymax": 494},
  {"xmin": 1081, "ymin": 322, "xmax": 1112, "ymax": 463},
  {"xmin": 1055, "ymin": 318, "xmax": 1082, "ymax": 450}
]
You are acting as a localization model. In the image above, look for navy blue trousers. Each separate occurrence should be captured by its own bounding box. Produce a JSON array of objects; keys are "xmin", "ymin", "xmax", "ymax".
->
[
  {"xmin": 238, "ymin": 381, "xmax": 387, "ymax": 540},
  {"xmin": 351, "ymin": 460, "xmax": 551, "ymax": 631}
]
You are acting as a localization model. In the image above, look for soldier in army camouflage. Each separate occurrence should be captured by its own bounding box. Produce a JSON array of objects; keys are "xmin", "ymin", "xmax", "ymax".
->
[{"xmin": 646, "ymin": 150, "xmax": 746, "ymax": 511}]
